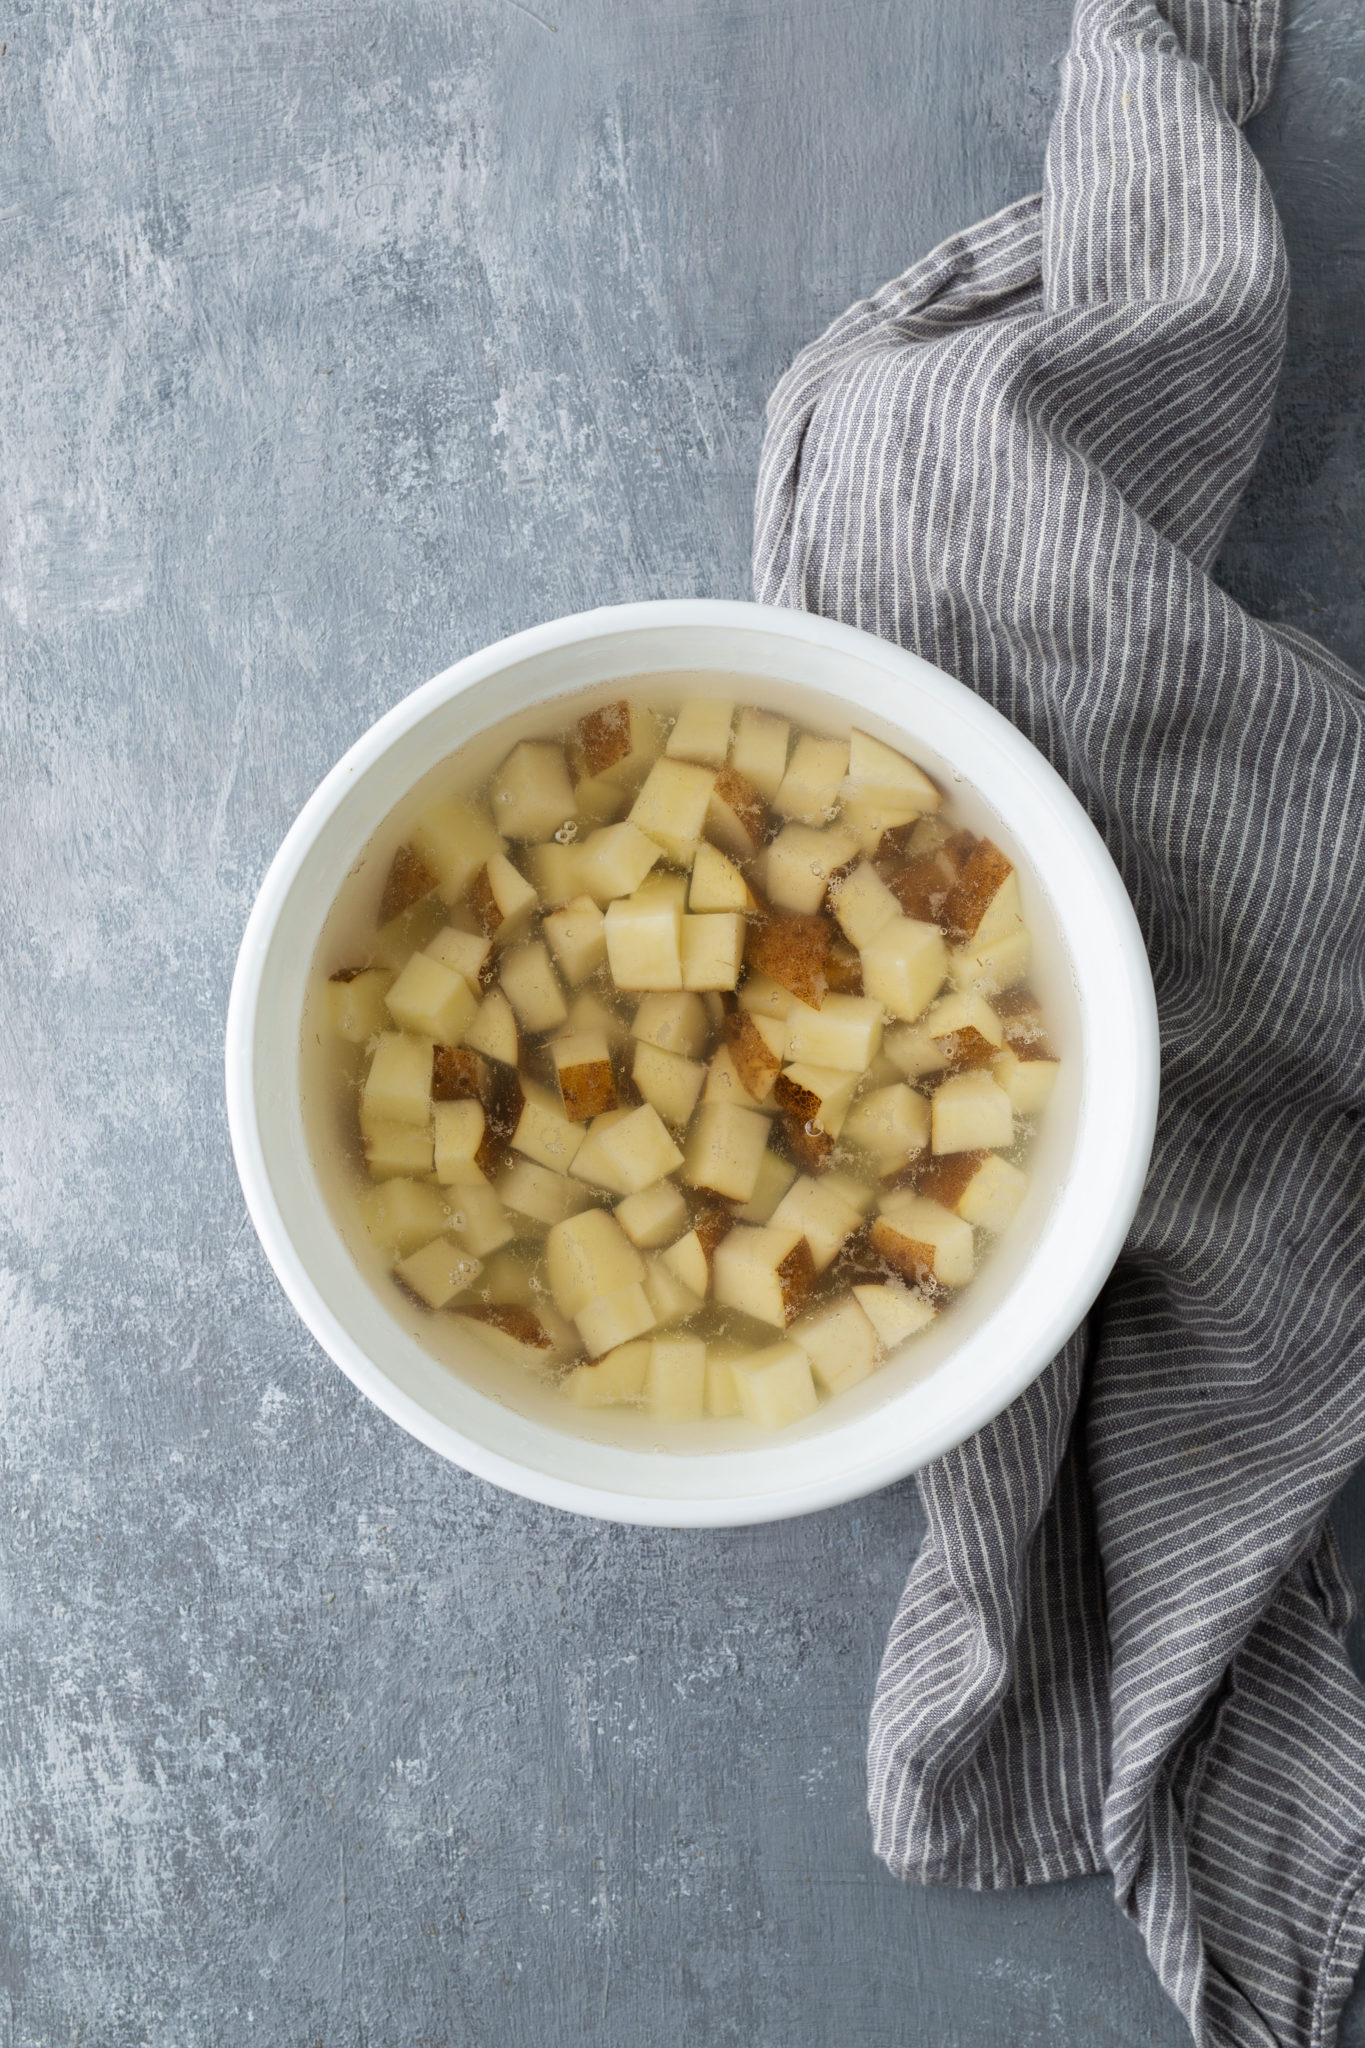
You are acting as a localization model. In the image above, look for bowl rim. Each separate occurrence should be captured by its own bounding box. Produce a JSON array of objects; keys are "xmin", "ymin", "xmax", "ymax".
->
[{"xmin": 225, "ymin": 598, "xmax": 1159, "ymax": 1525}]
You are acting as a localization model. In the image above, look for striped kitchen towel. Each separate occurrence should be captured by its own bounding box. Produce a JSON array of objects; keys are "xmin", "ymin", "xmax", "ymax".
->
[{"xmin": 754, "ymin": 2, "xmax": 1365, "ymax": 2044}]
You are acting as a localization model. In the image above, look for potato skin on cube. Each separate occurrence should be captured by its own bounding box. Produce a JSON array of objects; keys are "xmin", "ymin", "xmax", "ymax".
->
[
  {"xmin": 712, "ymin": 1225, "xmax": 815, "ymax": 1329},
  {"xmin": 380, "ymin": 844, "xmax": 438, "ymax": 925},
  {"xmin": 747, "ymin": 912, "xmax": 831, "ymax": 1008},
  {"xmin": 871, "ymin": 1193, "xmax": 974, "ymax": 1290},
  {"xmin": 551, "ymin": 1032, "xmax": 618, "ymax": 1122}
]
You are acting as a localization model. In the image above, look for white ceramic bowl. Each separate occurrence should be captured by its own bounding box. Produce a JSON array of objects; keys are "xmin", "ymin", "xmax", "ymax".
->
[{"xmin": 226, "ymin": 600, "xmax": 1158, "ymax": 1526}]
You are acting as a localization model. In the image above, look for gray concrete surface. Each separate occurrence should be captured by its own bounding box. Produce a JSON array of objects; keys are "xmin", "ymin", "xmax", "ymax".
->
[{"xmin": 3, "ymin": 2, "xmax": 1363, "ymax": 2043}]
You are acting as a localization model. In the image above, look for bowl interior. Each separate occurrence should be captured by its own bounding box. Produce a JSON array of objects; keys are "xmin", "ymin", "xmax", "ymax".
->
[{"xmin": 232, "ymin": 606, "xmax": 1154, "ymax": 1524}]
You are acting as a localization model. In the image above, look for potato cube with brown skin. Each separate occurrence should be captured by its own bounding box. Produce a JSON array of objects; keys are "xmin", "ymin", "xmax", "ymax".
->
[
  {"xmin": 773, "ymin": 1063, "xmax": 858, "ymax": 1140},
  {"xmin": 729, "ymin": 707, "xmax": 790, "ymax": 800},
  {"xmin": 361, "ymin": 1178, "xmax": 450, "ymax": 1257},
  {"xmin": 463, "ymin": 987, "xmax": 520, "ymax": 1066},
  {"xmin": 948, "ymin": 927, "xmax": 1032, "ymax": 997},
  {"xmin": 395, "ymin": 1236, "xmax": 484, "ymax": 1310},
  {"xmin": 542, "ymin": 896, "xmax": 607, "ymax": 987},
  {"xmin": 563, "ymin": 1338, "xmax": 651, "ymax": 1407},
  {"xmin": 545, "ymin": 1208, "xmax": 646, "ymax": 1319},
  {"xmin": 628, "ymin": 758, "xmax": 718, "ymax": 865},
  {"xmin": 872, "ymin": 1191, "xmax": 974, "ymax": 1289},
  {"xmin": 747, "ymin": 913, "xmax": 831, "ymax": 1007},
  {"xmin": 448, "ymin": 1181, "xmax": 517, "ymax": 1259},
  {"xmin": 940, "ymin": 839, "xmax": 1023, "ymax": 948},
  {"xmin": 845, "ymin": 731, "xmax": 942, "ymax": 814},
  {"xmin": 499, "ymin": 941, "xmax": 568, "ymax": 1033},
  {"xmin": 689, "ymin": 841, "xmax": 756, "ymax": 913},
  {"xmin": 704, "ymin": 1340, "xmax": 747, "ymax": 1418},
  {"xmin": 683, "ymin": 1101, "xmax": 772, "ymax": 1203},
  {"xmin": 488, "ymin": 740, "xmax": 577, "ymax": 842},
  {"xmin": 681, "ymin": 913, "xmax": 746, "ymax": 992},
  {"xmin": 550, "ymin": 1032, "xmax": 617, "ymax": 1122},
  {"xmin": 666, "ymin": 699, "xmax": 733, "ymax": 768},
  {"xmin": 645, "ymin": 1335, "xmax": 707, "ymax": 1420},
  {"xmin": 930, "ymin": 1070, "xmax": 1014, "ymax": 1153},
  {"xmin": 431, "ymin": 1045, "xmax": 484, "ymax": 1102},
  {"xmin": 631, "ymin": 992, "xmax": 711, "ymax": 1059},
  {"xmin": 919, "ymin": 1150, "xmax": 1028, "ymax": 1233},
  {"xmin": 576, "ymin": 1283, "xmax": 657, "ymax": 1358},
  {"xmin": 604, "ymin": 873, "xmax": 687, "ymax": 990},
  {"xmin": 828, "ymin": 861, "xmax": 901, "ymax": 951},
  {"xmin": 769, "ymin": 1174, "xmax": 864, "ymax": 1272},
  {"xmin": 733, "ymin": 1148, "xmax": 798, "ymax": 1224},
  {"xmin": 731, "ymin": 1342, "xmax": 819, "ymax": 1429},
  {"xmin": 860, "ymin": 915, "xmax": 948, "ymax": 1021},
  {"xmin": 853, "ymin": 1282, "xmax": 937, "ymax": 1349},
  {"xmin": 468, "ymin": 854, "xmax": 538, "ymax": 945},
  {"xmin": 774, "ymin": 734, "xmax": 850, "ymax": 825},
  {"xmin": 782, "ymin": 993, "xmax": 884, "ymax": 1072},
  {"xmin": 362, "ymin": 1034, "xmax": 433, "ymax": 1127},
  {"xmin": 792, "ymin": 1295, "xmax": 882, "ymax": 1395},
  {"xmin": 724, "ymin": 1008, "xmax": 785, "ymax": 1102},
  {"xmin": 762, "ymin": 823, "xmax": 860, "ymax": 916},
  {"xmin": 703, "ymin": 1045, "xmax": 775, "ymax": 1114},
  {"xmin": 365, "ymin": 1120, "xmax": 436, "ymax": 1181},
  {"xmin": 615, "ymin": 1180, "xmax": 690, "ymax": 1249},
  {"xmin": 993, "ymin": 986, "xmax": 1047, "ymax": 1044},
  {"xmin": 633, "ymin": 1041, "xmax": 706, "ymax": 1128},
  {"xmin": 521, "ymin": 840, "xmax": 585, "ymax": 908},
  {"xmin": 924, "ymin": 990, "xmax": 1006, "ymax": 1072},
  {"xmin": 327, "ymin": 968, "xmax": 394, "ymax": 1042},
  {"xmin": 660, "ymin": 1230, "xmax": 710, "ymax": 1300},
  {"xmin": 567, "ymin": 700, "xmax": 663, "ymax": 790},
  {"xmin": 712, "ymin": 1226, "xmax": 816, "ymax": 1330},
  {"xmin": 882, "ymin": 1019, "xmax": 948, "ymax": 1082},
  {"xmin": 456, "ymin": 1303, "xmax": 577, "ymax": 1369},
  {"xmin": 567, "ymin": 987, "xmax": 628, "ymax": 1047},
  {"xmin": 433, "ymin": 1099, "xmax": 490, "ymax": 1186},
  {"xmin": 992, "ymin": 1044, "xmax": 1060, "ymax": 1116},
  {"xmin": 593, "ymin": 1103, "xmax": 685, "ymax": 1195},
  {"xmin": 705, "ymin": 767, "xmax": 768, "ymax": 861},
  {"xmin": 411, "ymin": 799, "xmax": 506, "ymax": 904},
  {"xmin": 512, "ymin": 1079, "xmax": 588, "ymax": 1172},
  {"xmin": 496, "ymin": 1156, "xmax": 594, "ymax": 1227},
  {"xmin": 379, "ymin": 844, "xmax": 439, "ymax": 925},
  {"xmin": 426, "ymin": 927, "xmax": 494, "ymax": 989},
  {"xmin": 841, "ymin": 1083, "xmax": 931, "ymax": 1172},
  {"xmin": 574, "ymin": 821, "xmax": 662, "ymax": 906}
]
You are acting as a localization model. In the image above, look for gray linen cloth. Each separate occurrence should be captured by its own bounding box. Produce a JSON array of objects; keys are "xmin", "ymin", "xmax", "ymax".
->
[{"xmin": 753, "ymin": 2, "xmax": 1365, "ymax": 2043}]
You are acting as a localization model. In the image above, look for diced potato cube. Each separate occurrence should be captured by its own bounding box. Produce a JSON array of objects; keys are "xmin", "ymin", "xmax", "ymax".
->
[
  {"xmin": 576, "ymin": 1282, "xmax": 657, "ymax": 1358},
  {"xmin": 562, "ymin": 1339, "xmax": 651, "ymax": 1407},
  {"xmin": 567, "ymin": 699, "xmax": 663, "ymax": 789},
  {"xmin": 496, "ymin": 1156, "xmax": 594, "ymax": 1226},
  {"xmin": 828, "ymin": 861, "xmax": 901, "ymax": 950},
  {"xmin": 733, "ymin": 1148, "xmax": 799, "ymax": 1224},
  {"xmin": 763, "ymin": 823, "xmax": 860, "ymax": 915},
  {"xmin": 724, "ymin": 1009, "xmax": 785, "ymax": 1101},
  {"xmin": 463, "ymin": 988, "xmax": 520, "ymax": 1066},
  {"xmin": 433, "ymin": 1099, "xmax": 490, "ymax": 1185},
  {"xmin": 948, "ymin": 927, "xmax": 1032, "ymax": 996},
  {"xmin": 385, "ymin": 953, "xmax": 478, "ymax": 1045},
  {"xmin": 479, "ymin": 1248, "xmax": 541, "ymax": 1308},
  {"xmin": 365, "ymin": 1119, "xmax": 436, "ymax": 1181},
  {"xmin": 543, "ymin": 896, "xmax": 608, "ymax": 986},
  {"xmin": 660, "ymin": 1230, "xmax": 710, "ymax": 1300},
  {"xmin": 546, "ymin": 1208, "xmax": 646, "ymax": 1318},
  {"xmin": 773, "ymin": 1062, "xmax": 858, "ymax": 1139},
  {"xmin": 628, "ymin": 758, "xmax": 717, "ymax": 865},
  {"xmin": 845, "ymin": 730, "xmax": 941, "ymax": 813},
  {"xmin": 500, "ymin": 941, "xmax": 568, "ymax": 1033},
  {"xmin": 567, "ymin": 987, "xmax": 628, "ymax": 1047},
  {"xmin": 645, "ymin": 1334, "xmax": 707, "ymax": 1419},
  {"xmin": 432, "ymin": 1043, "xmax": 484, "ymax": 1104},
  {"xmin": 747, "ymin": 912, "xmax": 831, "ymax": 1007},
  {"xmin": 362, "ymin": 1034, "xmax": 432, "ymax": 1127},
  {"xmin": 919, "ymin": 1150, "xmax": 1028, "ymax": 1232},
  {"xmin": 704, "ymin": 1339, "xmax": 747, "ymax": 1418},
  {"xmin": 706, "ymin": 767, "xmax": 768, "ymax": 861},
  {"xmin": 379, "ymin": 845, "xmax": 439, "ymax": 924},
  {"xmin": 729, "ymin": 707, "xmax": 790, "ymax": 800},
  {"xmin": 821, "ymin": 1167, "xmax": 876, "ymax": 1217},
  {"xmin": 737, "ymin": 972, "xmax": 792, "ymax": 1021},
  {"xmin": 842, "ymin": 1082, "xmax": 930, "ymax": 1170},
  {"xmin": 925, "ymin": 990, "xmax": 1005, "ymax": 1070},
  {"xmin": 712, "ymin": 1225, "xmax": 815, "ymax": 1329},
  {"xmin": 592, "ymin": 1103, "xmax": 685, "ymax": 1194},
  {"xmin": 783, "ymin": 993, "xmax": 884, "ymax": 1072},
  {"xmin": 395, "ymin": 1235, "xmax": 483, "ymax": 1310},
  {"xmin": 839, "ymin": 791, "xmax": 923, "ymax": 857},
  {"xmin": 631, "ymin": 991, "xmax": 710, "ymax": 1058},
  {"xmin": 683, "ymin": 1101, "xmax": 772, "ymax": 1202},
  {"xmin": 522, "ymin": 840, "xmax": 585, "ymax": 908},
  {"xmin": 872, "ymin": 1192, "xmax": 974, "ymax": 1288},
  {"xmin": 666, "ymin": 699, "xmax": 733, "ymax": 768},
  {"xmin": 488, "ymin": 740, "xmax": 577, "ymax": 842},
  {"xmin": 426, "ymin": 926, "xmax": 493, "ymax": 988},
  {"xmin": 411, "ymin": 799, "xmax": 506, "ymax": 904},
  {"xmin": 469, "ymin": 854, "xmax": 538, "ymax": 945},
  {"xmin": 327, "ymin": 967, "xmax": 394, "ymax": 1042},
  {"xmin": 930, "ymin": 1070, "xmax": 1014, "ymax": 1153},
  {"xmin": 792, "ymin": 1296, "xmax": 881, "ymax": 1395},
  {"xmin": 774, "ymin": 733, "xmax": 850, "ymax": 824},
  {"xmin": 731, "ymin": 1342, "xmax": 819, "ymax": 1429},
  {"xmin": 512, "ymin": 1078, "xmax": 588, "ymax": 1171},
  {"xmin": 570, "ymin": 772, "xmax": 631, "ymax": 826},
  {"xmin": 681, "ymin": 913, "xmax": 745, "ymax": 991},
  {"xmin": 940, "ymin": 839, "xmax": 1022, "ymax": 947},
  {"xmin": 575, "ymin": 821, "xmax": 662, "ymax": 905},
  {"xmin": 550, "ymin": 1032, "xmax": 617, "ymax": 1122},
  {"xmin": 860, "ymin": 915, "xmax": 948, "ymax": 1021},
  {"xmin": 643, "ymin": 1251, "xmax": 703, "ymax": 1326},
  {"xmin": 361, "ymin": 1178, "xmax": 450, "ymax": 1256},
  {"xmin": 769, "ymin": 1174, "xmax": 863, "ymax": 1272},
  {"xmin": 615, "ymin": 1180, "xmax": 690, "ymax": 1248},
  {"xmin": 568, "ymin": 1109, "xmax": 636, "ymax": 1195},
  {"xmin": 370, "ymin": 895, "xmax": 448, "ymax": 970},
  {"xmin": 992, "ymin": 1045, "xmax": 1060, "ymax": 1116},
  {"xmin": 702, "ymin": 1045, "xmax": 776, "ymax": 1114},
  {"xmin": 689, "ymin": 841, "xmax": 756, "ymax": 913},
  {"xmin": 633, "ymin": 1040, "xmax": 707, "ymax": 1127},
  {"xmin": 456, "ymin": 1303, "xmax": 576, "ymax": 1369},
  {"xmin": 604, "ymin": 874, "xmax": 687, "ymax": 991},
  {"xmin": 447, "ymin": 1181, "xmax": 517, "ymax": 1258},
  {"xmin": 882, "ymin": 1020, "xmax": 948, "ymax": 1081},
  {"xmin": 853, "ymin": 1282, "xmax": 937, "ymax": 1349}
]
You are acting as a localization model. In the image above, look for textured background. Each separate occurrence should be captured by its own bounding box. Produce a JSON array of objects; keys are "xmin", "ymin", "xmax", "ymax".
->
[{"xmin": 3, "ymin": 2, "xmax": 1363, "ymax": 2043}]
